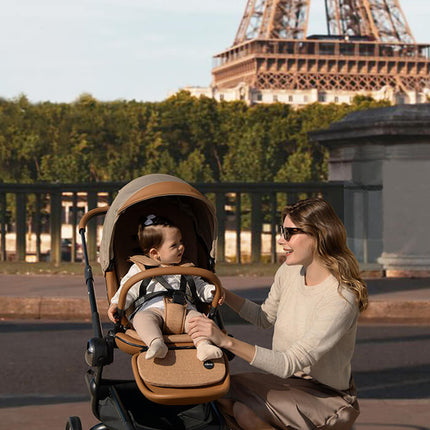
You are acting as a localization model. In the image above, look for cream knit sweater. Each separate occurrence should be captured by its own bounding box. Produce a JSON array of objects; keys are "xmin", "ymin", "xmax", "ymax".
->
[{"xmin": 239, "ymin": 263, "xmax": 359, "ymax": 390}]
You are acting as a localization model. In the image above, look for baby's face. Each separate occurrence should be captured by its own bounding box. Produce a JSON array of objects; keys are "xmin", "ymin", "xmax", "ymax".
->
[{"xmin": 157, "ymin": 227, "xmax": 184, "ymax": 265}]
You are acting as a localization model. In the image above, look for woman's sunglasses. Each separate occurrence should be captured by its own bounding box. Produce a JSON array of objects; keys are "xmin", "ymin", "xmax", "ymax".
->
[{"xmin": 278, "ymin": 225, "xmax": 305, "ymax": 241}]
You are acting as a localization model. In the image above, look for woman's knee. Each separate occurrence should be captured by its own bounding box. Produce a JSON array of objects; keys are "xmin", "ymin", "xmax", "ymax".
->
[
  {"xmin": 233, "ymin": 401, "xmax": 273, "ymax": 430},
  {"xmin": 216, "ymin": 398, "xmax": 235, "ymax": 417}
]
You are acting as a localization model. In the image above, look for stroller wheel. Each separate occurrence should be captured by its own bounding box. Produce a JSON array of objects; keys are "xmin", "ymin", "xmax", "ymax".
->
[{"xmin": 65, "ymin": 416, "xmax": 82, "ymax": 430}]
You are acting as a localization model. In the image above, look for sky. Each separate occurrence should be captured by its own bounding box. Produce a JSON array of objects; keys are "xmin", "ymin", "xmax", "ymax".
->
[{"xmin": 1, "ymin": 0, "xmax": 428, "ymax": 104}]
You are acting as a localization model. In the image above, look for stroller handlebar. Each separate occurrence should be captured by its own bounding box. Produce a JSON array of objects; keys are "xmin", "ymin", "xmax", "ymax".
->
[
  {"xmin": 117, "ymin": 266, "xmax": 223, "ymax": 311},
  {"xmin": 78, "ymin": 206, "xmax": 109, "ymax": 232}
]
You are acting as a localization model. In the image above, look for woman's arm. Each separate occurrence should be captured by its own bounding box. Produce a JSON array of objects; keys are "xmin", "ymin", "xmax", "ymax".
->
[
  {"xmin": 187, "ymin": 315, "xmax": 255, "ymax": 363},
  {"xmin": 250, "ymin": 295, "xmax": 359, "ymax": 380},
  {"xmin": 224, "ymin": 288, "xmax": 246, "ymax": 313},
  {"xmin": 194, "ymin": 277, "xmax": 242, "ymax": 308}
]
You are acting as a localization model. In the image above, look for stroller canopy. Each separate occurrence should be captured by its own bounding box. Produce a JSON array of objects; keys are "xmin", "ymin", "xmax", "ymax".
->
[{"xmin": 99, "ymin": 174, "xmax": 218, "ymax": 276}]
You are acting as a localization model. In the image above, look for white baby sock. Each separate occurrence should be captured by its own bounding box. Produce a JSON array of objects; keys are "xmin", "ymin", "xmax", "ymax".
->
[
  {"xmin": 145, "ymin": 338, "xmax": 168, "ymax": 360},
  {"xmin": 196, "ymin": 340, "xmax": 223, "ymax": 362}
]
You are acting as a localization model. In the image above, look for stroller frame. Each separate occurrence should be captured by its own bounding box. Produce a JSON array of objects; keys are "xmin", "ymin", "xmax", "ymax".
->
[{"xmin": 66, "ymin": 176, "xmax": 229, "ymax": 430}]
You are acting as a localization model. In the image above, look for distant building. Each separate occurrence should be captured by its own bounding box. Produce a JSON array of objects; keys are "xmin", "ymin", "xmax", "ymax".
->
[{"xmin": 182, "ymin": 0, "xmax": 430, "ymax": 106}]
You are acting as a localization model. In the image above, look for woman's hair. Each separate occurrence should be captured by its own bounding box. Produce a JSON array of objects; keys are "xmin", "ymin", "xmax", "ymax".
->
[
  {"xmin": 137, "ymin": 215, "xmax": 176, "ymax": 255},
  {"xmin": 282, "ymin": 197, "xmax": 368, "ymax": 312}
]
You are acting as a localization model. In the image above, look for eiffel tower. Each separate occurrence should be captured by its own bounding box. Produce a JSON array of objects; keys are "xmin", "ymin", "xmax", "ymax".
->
[{"xmin": 210, "ymin": 0, "xmax": 430, "ymax": 105}]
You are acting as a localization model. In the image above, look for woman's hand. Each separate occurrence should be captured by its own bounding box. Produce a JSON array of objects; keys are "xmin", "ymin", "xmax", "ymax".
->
[
  {"xmin": 189, "ymin": 314, "xmax": 256, "ymax": 363},
  {"xmin": 107, "ymin": 303, "xmax": 119, "ymax": 323},
  {"xmin": 188, "ymin": 314, "xmax": 228, "ymax": 348}
]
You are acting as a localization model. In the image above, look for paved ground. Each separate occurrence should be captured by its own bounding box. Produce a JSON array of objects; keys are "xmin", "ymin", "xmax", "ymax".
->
[
  {"xmin": 1, "ymin": 320, "xmax": 430, "ymax": 430},
  {"xmin": 0, "ymin": 272, "xmax": 429, "ymax": 429}
]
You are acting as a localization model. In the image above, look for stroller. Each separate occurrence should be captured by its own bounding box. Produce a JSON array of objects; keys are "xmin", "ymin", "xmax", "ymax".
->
[{"xmin": 66, "ymin": 174, "xmax": 231, "ymax": 430}]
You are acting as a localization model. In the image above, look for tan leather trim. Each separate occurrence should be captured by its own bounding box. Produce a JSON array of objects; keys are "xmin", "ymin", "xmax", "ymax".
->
[
  {"xmin": 105, "ymin": 270, "xmax": 118, "ymax": 302},
  {"xmin": 118, "ymin": 181, "xmax": 214, "ymax": 214},
  {"xmin": 126, "ymin": 329, "xmax": 193, "ymax": 344},
  {"xmin": 117, "ymin": 267, "xmax": 223, "ymax": 310},
  {"xmin": 78, "ymin": 206, "xmax": 109, "ymax": 231}
]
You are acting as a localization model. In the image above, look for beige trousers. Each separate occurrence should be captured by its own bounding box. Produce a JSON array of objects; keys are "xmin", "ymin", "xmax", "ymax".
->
[{"xmin": 225, "ymin": 372, "xmax": 360, "ymax": 430}]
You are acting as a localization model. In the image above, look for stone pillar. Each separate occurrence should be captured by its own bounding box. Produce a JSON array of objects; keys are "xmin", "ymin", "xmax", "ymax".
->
[{"xmin": 310, "ymin": 104, "xmax": 430, "ymax": 276}]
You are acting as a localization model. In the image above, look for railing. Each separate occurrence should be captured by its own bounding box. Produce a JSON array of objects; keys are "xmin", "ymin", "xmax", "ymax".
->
[
  {"xmin": 198, "ymin": 182, "xmax": 345, "ymax": 264},
  {"xmin": 0, "ymin": 181, "xmax": 368, "ymax": 265},
  {"xmin": 213, "ymin": 38, "xmax": 430, "ymax": 68}
]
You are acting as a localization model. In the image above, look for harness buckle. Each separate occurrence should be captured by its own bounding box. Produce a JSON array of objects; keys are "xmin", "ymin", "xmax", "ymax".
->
[{"xmin": 171, "ymin": 290, "xmax": 186, "ymax": 305}]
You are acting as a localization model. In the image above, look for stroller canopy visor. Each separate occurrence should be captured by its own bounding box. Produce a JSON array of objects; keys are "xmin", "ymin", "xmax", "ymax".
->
[{"xmin": 99, "ymin": 174, "xmax": 217, "ymax": 275}]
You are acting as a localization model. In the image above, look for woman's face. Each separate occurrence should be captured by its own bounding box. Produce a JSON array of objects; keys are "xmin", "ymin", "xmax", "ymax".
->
[{"xmin": 278, "ymin": 215, "xmax": 316, "ymax": 267}]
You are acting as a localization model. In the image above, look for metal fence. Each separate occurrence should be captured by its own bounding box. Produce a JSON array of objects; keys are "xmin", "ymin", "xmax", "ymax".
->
[{"xmin": 0, "ymin": 181, "xmax": 357, "ymax": 265}]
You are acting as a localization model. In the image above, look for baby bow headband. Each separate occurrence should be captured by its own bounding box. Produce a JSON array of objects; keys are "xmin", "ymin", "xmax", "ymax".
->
[
  {"xmin": 144, "ymin": 214, "xmax": 158, "ymax": 226},
  {"xmin": 143, "ymin": 214, "xmax": 171, "ymax": 226}
]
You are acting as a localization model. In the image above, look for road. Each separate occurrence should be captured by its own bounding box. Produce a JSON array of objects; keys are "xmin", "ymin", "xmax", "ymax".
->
[{"xmin": 1, "ymin": 320, "xmax": 430, "ymax": 407}]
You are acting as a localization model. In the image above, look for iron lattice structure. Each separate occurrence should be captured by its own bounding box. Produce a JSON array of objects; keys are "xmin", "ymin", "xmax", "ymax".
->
[
  {"xmin": 212, "ymin": 0, "xmax": 430, "ymax": 102},
  {"xmin": 234, "ymin": 0, "xmax": 415, "ymax": 44}
]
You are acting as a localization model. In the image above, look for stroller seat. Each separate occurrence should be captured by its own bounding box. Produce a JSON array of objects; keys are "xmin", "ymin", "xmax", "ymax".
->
[
  {"xmin": 116, "ymin": 329, "xmax": 194, "ymax": 356},
  {"xmin": 113, "ymin": 329, "xmax": 230, "ymax": 406},
  {"xmin": 113, "ymin": 265, "xmax": 230, "ymax": 405},
  {"xmin": 111, "ymin": 267, "xmax": 230, "ymax": 406}
]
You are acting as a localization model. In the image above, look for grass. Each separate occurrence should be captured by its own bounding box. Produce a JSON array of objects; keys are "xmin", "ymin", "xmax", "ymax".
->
[
  {"xmin": 0, "ymin": 261, "xmax": 279, "ymax": 277},
  {"xmin": 0, "ymin": 261, "xmax": 382, "ymax": 277}
]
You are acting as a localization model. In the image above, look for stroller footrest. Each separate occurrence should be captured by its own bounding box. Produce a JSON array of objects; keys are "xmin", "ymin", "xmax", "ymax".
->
[
  {"xmin": 131, "ymin": 351, "xmax": 230, "ymax": 406},
  {"xmin": 136, "ymin": 349, "xmax": 227, "ymax": 388}
]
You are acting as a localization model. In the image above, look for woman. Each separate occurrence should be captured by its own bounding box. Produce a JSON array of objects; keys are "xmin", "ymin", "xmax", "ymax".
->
[{"xmin": 188, "ymin": 197, "xmax": 368, "ymax": 429}]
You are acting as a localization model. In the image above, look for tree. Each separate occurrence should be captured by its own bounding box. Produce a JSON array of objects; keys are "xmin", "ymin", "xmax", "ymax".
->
[
  {"xmin": 275, "ymin": 148, "xmax": 313, "ymax": 183},
  {"xmin": 177, "ymin": 149, "xmax": 214, "ymax": 183},
  {"xmin": 140, "ymin": 111, "xmax": 176, "ymax": 176},
  {"xmin": 188, "ymin": 96, "xmax": 224, "ymax": 181},
  {"xmin": 0, "ymin": 93, "xmax": 393, "ymax": 185}
]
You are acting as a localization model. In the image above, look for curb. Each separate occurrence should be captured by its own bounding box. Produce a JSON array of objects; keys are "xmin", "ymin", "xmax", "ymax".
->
[
  {"xmin": 0, "ymin": 297, "xmax": 109, "ymax": 322},
  {"xmin": 1, "ymin": 296, "xmax": 430, "ymax": 324},
  {"xmin": 358, "ymin": 299, "xmax": 430, "ymax": 324}
]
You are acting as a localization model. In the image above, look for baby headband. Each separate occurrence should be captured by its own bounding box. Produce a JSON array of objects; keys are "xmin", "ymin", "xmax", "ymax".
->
[{"xmin": 143, "ymin": 214, "xmax": 171, "ymax": 227}]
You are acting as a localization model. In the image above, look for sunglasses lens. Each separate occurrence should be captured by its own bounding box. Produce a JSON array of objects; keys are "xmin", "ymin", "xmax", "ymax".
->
[{"xmin": 279, "ymin": 226, "xmax": 290, "ymax": 241}]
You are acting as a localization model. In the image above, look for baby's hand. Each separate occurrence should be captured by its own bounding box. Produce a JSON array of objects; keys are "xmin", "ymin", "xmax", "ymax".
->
[
  {"xmin": 211, "ymin": 288, "xmax": 225, "ymax": 306},
  {"xmin": 108, "ymin": 303, "xmax": 119, "ymax": 323}
]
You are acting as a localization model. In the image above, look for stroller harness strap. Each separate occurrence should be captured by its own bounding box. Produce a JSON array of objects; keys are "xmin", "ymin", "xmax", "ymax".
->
[
  {"xmin": 126, "ymin": 256, "xmax": 207, "ymax": 325},
  {"xmin": 132, "ymin": 273, "xmax": 200, "ymax": 314}
]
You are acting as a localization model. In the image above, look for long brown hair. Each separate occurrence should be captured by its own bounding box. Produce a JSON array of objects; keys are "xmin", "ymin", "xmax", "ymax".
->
[{"xmin": 282, "ymin": 197, "xmax": 368, "ymax": 312}]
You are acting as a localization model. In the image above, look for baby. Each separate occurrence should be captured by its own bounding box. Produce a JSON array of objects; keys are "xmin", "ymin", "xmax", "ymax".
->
[{"xmin": 108, "ymin": 214, "xmax": 223, "ymax": 362}]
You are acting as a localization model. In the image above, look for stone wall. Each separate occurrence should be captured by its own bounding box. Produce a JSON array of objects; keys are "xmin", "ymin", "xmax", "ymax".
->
[{"xmin": 310, "ymin": 104, "xmax": 430, "ymax": 276}]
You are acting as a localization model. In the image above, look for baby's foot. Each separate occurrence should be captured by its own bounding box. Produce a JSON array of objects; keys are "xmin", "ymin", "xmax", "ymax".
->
[
  {"xmin": 145, "ymin": 338, "xmax": 168, "ymax": 360},
  {"xmin": 196, "ymin": 341, "xmax": 223, "ymax": 362}
]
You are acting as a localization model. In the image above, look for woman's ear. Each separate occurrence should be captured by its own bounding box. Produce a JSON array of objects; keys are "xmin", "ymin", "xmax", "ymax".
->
[{"xmin": 149, "ymin": 247, "xmax": 160, "ymax": 261}]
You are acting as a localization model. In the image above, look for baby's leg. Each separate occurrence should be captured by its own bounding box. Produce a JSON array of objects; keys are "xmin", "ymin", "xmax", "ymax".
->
[
  {"xmin": 133, "ymin": 308, "xmax": 168, "ymax": 360},
  {"xmin": 185, "ymin": 310, "xmax": 223, "ymax": 361}
]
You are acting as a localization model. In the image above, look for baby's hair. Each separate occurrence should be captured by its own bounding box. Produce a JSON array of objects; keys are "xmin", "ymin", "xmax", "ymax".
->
[{"xmin": 137, "ymin": 214, "xmax": 176, "ymax": 255}]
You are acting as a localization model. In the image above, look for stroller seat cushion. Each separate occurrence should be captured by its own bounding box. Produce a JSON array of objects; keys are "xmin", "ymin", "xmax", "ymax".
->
[
  {"xmin": 126, "ymin": 329, "xmax": 194, "ymax": 345},
  {"xmin": 136, "ymin": 349, "xmax": 227, "ymax": 388}
]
